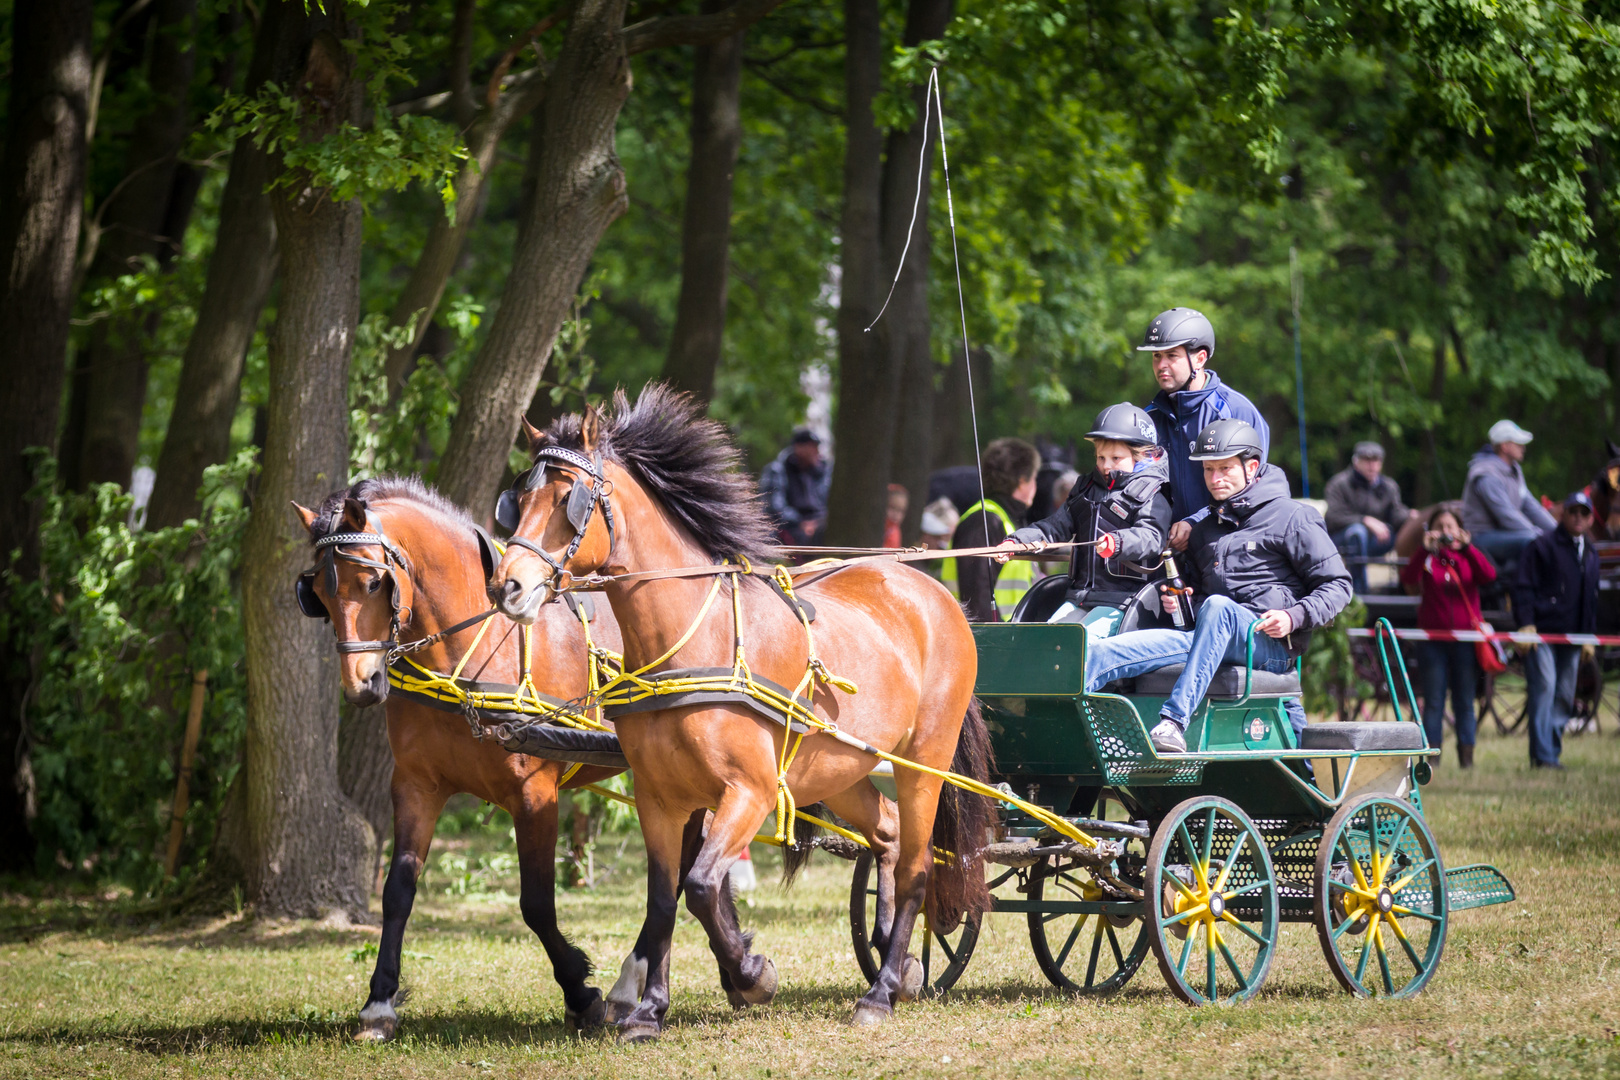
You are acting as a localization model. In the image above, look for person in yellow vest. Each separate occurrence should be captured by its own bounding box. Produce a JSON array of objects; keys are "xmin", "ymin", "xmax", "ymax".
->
[{"xmin": 943, "ymin": 437, "xmax": 1041, "ymax": 620}]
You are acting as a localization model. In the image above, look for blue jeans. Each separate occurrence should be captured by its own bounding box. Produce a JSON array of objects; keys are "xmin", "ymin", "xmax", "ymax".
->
[
  {"xmin": 1331, "ymin": 523, "xmax": 1395, "ymax": 594},
  {"xmin": 1472, "ymin": 529, "xmax": 1539, "ymax": 567},
  {"xmin": 1525, "ymin": 642, "xmax": 1580, "ymax": 765},
  {"xmin": 1085, "ymin": 595, "xmax": 1303, "ymax": 735},
  {"xmin": 1420, "ymin": 641, "xmax": 1476, "ymax": 750}
]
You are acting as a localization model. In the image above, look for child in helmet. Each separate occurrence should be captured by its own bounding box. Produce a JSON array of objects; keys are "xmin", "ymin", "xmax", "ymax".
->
[{"xmin": 997, "ymin": 403, "xmax": 1172, "ymax": 636}]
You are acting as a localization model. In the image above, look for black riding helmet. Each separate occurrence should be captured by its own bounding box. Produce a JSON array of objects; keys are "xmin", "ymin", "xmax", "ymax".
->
[
  {"xmin": 1136, "ymin": 308, "xmax": 1215, "ymax": 361},
  {"xmin": 1086, "ymin": 403, "xmax": 1158, "ymax": 447},
  {"xmin": 1188, "ymin": 418, "xmax": 1264, "ymax": 462}
]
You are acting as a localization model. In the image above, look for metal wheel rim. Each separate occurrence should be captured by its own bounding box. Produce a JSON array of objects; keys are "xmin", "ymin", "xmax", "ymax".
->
[{"xmin": 1026, "ymin": 857, "xmax": 1149, "ymax": 995}]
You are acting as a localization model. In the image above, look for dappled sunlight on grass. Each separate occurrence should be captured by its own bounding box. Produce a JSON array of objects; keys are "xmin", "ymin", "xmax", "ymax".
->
[{"xmin": 2, "ymin": 727, "xmax": 1617, "ymax": 1077}]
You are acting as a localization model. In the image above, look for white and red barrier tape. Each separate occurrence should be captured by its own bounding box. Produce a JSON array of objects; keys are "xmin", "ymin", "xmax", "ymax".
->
[{"xmin": 1347, "ymin": 628, "xmax": 1620, "ymax": 646}]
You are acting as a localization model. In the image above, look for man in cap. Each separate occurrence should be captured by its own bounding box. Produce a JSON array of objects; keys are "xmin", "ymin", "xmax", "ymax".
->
[
  {"xmin": 1323, "ymin": 441, "xmax": 1417, "ymax": 593},
  {"xmin": 1460, "ymin": 419, "xmax": 1556, "ymax": 565},
  {"xmin": 1513, "ymin": 491, "xmax": 1601, "ymax": 769},
  {"xmin": 759, "ymin": 428, "xmax": 831, "ymax": 545},
  {"xmin": 1138, "ymin": 308, "xmax": 1271, "ymax": 551},
  {"xmin": 1083, "ymin": 419, "xmax": 1352, "ymax": 754}
]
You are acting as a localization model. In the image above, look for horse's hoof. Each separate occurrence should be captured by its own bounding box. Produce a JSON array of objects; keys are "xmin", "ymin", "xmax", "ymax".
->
[
  {"xmin": 566, "ymin": 992, "xmax": 606, "ymax": 1033},
  {"xmin": 617, "ymin": 1021, "xmax": 662, "ymax": 1044},
  {"xmin": 726, "ymin": 988, "xmax": 751, "ymax": 1010},
  {"xmin": 602, "ymin": 998, "xmax": 631, "ymax": 1024},
  {"xmin": 849, "ymin": 1002, "xmax": 891, "ymax": 1027},
  {"xmin": 354, "ymin": 1001, "xmax": 398, "ymax": 1043},
  {"xmin": 736, "ymin": 957, "xmax": 778, "ymax": 1006},
  {"xmin": 897, "ymin": 955, "xmax": 925, "ymax": 1003}
]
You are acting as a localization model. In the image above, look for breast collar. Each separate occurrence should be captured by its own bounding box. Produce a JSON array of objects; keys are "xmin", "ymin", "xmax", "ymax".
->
[{"xmin": 497, "ymin": 445, "xmax": 617, "ymax": 595}]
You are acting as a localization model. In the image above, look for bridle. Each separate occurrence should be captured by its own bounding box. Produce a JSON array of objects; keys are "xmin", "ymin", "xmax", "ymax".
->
[
  {"xmin": 496, "ymin": 445, "xmax": 616, "ymax": 596},
  {"xmin": 295, "ymin": 510, "xmax": 414, "ymax": 657}
]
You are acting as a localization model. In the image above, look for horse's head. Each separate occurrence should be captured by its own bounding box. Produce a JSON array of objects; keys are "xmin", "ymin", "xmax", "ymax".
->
[
  {"xmin": 491, "ymin": 409, "xmax": 616, "ymax": 623},
  {"xmin": 292, "ymin": 496, "xmax": 417, "ymax": 706}
]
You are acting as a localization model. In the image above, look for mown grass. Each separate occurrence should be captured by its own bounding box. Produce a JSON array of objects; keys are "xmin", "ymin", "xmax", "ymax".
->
[{"xmin": 2, "ymin": 727, "xmax": 1618, "ymax": 1079}]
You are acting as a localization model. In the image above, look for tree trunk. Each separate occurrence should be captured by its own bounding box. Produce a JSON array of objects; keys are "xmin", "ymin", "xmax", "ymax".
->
[
  {"xmin": 822, "ymin": 0, "xmax": 889, "ymax": 547},
  {"xmin": 68, "ymin": 0, "xmax": 198, "ymax": 492},
  {"xmin": 146, "ymin": 136, "xmax": 279, "ymax": 529},
  {"xmin": 660, "ymin": 1, "xmax": 746, "ymax": 404},
  {"xmin": 0, "ymin": 0, "xmax": 92, "ymax": 871},
  {"xmin": 230, "ymin": 0, "xmax": 375, "ymax": 919},
  {"xmin": 434, "ymin": 0, "xmax": 635, "ymax": 514},
  {"xmin": 883, "ymin": 0, "xmax": 950, "ymax": 546},
  {"xmin": 337, "ymin": 702, "xmax": 394, "ymax": 858}
]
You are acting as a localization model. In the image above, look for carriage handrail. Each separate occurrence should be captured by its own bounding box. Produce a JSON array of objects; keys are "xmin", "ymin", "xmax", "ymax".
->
[
  {"xmin": 1229, "ymin": 621, "xmax": 1262, "ymax": 708},
  {"xmin": 1372, "ymin": 616, "xmax": 1422, "ymax": 726}
]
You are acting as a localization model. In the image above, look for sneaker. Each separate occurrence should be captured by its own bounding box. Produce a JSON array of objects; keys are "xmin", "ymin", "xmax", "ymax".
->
[
  {"xmin": 1150, "ymin": 719, "xmax": 1187, "ymax": 755},
  {"xmin": 1531, "ymin": 760, "xmax": 1566, "ymax": 771}
]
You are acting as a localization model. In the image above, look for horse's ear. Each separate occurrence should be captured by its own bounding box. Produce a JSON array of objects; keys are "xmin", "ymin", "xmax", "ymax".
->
[
  {"xmin": 1608, "ymin": 437, "xmax": 1620, "ymax": 460},
  {"xmin": 290, "ymin": 502, "xmax": 319, "ymax": 534},
  {"xmin": 521, "ymin": 415, "xmax": 547, "ymax": 450},
  {"xmin": 581, "ymin": 404, "xmax": 602, "ymax": 452},
  {"xmin": 342, "ymin": 497, "xmax": 367, "ymax": 530}
]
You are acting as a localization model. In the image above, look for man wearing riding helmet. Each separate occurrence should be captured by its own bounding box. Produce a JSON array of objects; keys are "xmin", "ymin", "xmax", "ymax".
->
[
  {"xmin": 1138, "ymin": 308, "xmax": 1270, "ymax": 551},
  {"xmin": 996, "ymin": 403, "xmax": 1171, "ymax": 638},
  {"xmin": 1083, "ymin": 419, "xmax": 1352, "ymax": 754}
]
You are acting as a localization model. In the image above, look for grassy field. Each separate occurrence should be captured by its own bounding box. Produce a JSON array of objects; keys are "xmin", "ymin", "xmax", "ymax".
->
[{"xmin": 2, "ymin": 727, "xmax": 1618, "ymax": 1079}]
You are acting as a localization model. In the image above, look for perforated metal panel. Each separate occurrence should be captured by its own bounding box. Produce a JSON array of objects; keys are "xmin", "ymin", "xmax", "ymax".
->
[
  {"xmin": 1445, "ymin": 863, "xmax": 1516, "ymax": 910},
  {"xmin": 1080, "ymin": 695, "xmax": 1204, "ymax": 785}
]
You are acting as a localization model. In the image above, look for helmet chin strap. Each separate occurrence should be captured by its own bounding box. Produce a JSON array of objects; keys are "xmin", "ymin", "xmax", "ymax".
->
[{"xmin": 1177, "ymin": 353, "xmax": 1208, "ymax": 393}]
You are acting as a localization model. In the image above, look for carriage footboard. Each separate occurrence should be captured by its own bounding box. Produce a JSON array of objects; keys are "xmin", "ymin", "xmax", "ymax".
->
[{"xmin": 1445, "ymin": 863, "xmax": 1516, "ymax": 910}]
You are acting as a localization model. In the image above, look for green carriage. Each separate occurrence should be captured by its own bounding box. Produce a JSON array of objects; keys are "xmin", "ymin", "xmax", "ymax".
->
[{"xmin": 852, "ymin": 618, "xmax": 1516, "ymax": 1005}]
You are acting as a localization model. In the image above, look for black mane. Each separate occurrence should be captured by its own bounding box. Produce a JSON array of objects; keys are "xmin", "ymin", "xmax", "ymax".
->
[
  {"xmin": 545, "ymin": 384, "xmax": 778, "ymax": 562},
  {"xmin": 308, "ymin": 474, "xmax": 473, "ymax": 543}
]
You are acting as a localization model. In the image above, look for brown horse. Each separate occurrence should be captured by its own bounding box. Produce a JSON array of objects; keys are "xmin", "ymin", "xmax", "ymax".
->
[
  {"xmin": 292, "ymin": 477, "xmax": 626, "ymax": 1040},
  {"xmin": 489, "ymin": 386, "xmax": 991, "ymax": 1038}
]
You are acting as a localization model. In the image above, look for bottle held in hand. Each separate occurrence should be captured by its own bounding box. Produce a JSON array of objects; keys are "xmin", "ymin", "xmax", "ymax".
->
[{"xmin": 1161, "ymin": 550, "xmax": 1194, "ymax": 629}]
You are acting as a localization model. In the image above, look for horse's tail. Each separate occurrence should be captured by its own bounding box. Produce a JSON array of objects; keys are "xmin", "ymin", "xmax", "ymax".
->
[
  {"xmin": 779, "ymin": 802, "xmax": 824, "ymax": 887},
  {"xmin": 927, "ymin": 698, "xmax": 995, "ymax": 932}
]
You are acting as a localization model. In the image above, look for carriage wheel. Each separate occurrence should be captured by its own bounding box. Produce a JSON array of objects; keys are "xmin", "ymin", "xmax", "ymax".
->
[
  {"xmin": 1144, "ymin": 796, "xmax": 1279, "ymax": 1006},
  {"xmin": 1314, "ymin": 794, "xmax": 1448, "ymax": 998},
  {"xmin": 1026, "ymin": 857, "xmax": 1149, "ymax": 994},
  {"xmin": 849, "ymin": 851, "xmax": 978, "ymax": 996}
]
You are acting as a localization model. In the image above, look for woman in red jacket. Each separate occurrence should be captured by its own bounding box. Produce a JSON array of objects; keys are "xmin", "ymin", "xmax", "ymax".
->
[{"xmin": 1400, "ymin": 505, "xmax": 1496, "ymax": 767}]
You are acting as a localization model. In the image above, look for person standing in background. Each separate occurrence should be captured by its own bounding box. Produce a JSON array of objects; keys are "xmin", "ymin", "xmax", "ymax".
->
[
  {"xmin": 1461, "ymin": 419, "xmax": 1557, "ymax": 565},
  {"xmin": 882, "ymin": 484, "xmax": 908, "ymax": 548},
  {"xmin": 1325, "ymin": 441, "xmax": 1418, "ymax": 593},
  {"xmin": 759, "ymin": 429, "xmax": 830, "ymax": 545},
  {"xmin": 1400, "ymin": 506, "xmax": 1494, "ymax": 767},
  {"xmin": 1514, "ymin": 492, "xmax": 1600, "ymax": 770},
  {"xmin": 944, "ymin": 438, "xmax": 1041, "ymax": 621}
]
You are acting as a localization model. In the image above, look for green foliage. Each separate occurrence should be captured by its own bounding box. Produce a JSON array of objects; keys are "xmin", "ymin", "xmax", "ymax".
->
[
  {"xmin": 1301, "ymin": 597, "xmax": 1371, "ymax": 717},
  {"xmin": 2, "ymin": 452, "xmax": 256, "ymax": 891}
]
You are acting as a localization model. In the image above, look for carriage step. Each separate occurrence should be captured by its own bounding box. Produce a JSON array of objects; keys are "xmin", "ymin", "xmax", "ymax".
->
[{"xmin": 1445, "ymin": 863, "xmax": 1516, "ymax": 910}]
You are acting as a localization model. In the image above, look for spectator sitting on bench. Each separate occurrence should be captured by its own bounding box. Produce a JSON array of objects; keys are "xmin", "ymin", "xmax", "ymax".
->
[
  {"xmin": 1083, "ymin": 419, "xmax": 1354, "ymax": 754},
  {"xmin": 1324, "ymin": 440, "xmax": 1417, "ymax": 594}
]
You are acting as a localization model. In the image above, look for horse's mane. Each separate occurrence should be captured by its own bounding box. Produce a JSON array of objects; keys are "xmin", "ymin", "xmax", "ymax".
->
[
  {"xmin": 308, "ymin": 474, "xmax": 474, "ymax": 543},
  {"xmin": 546, "ymin": 384, "xmax": 777, "ymax": 562}
]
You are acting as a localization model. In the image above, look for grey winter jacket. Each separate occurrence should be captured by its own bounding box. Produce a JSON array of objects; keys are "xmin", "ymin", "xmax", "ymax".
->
[
  {"xmin": 1323, "ymin": 467, "xmax": 1409, "ymax": 533},
  {"xmin": 1460, "ymin": 449, "xmax": 1556, "ymax": 535},
  {"xmin": 1182, "ymin": 464, "xmax": 1354, "ymax": 656},
  {"xmin": 1011, "ymin": 455, "xmax": 1171, "ymax": 597}
]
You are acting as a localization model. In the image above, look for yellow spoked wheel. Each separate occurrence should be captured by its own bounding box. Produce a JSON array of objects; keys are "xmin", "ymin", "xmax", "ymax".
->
[
  {"xmin": 1314, "ymin": 794, "xmax": 1448, "ymax": 998},
  {"xmin": 849, "ymin": 851, "xmax": 978, "ymax": 996},
  {"xmin": 1145, "ymin": 796, "xmax": 1279, "ymax": 1006}
]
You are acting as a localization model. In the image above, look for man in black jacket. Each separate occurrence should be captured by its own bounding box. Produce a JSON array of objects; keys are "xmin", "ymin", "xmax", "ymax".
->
[
  {"xmin": 1514, "ymin": 491, "xmax": 1601, "ymax": 769},
  {"xmin": 1324, "ymin": 441, "xmax": 1416, "ymax": 593},
  {"xmin": 1002, "ymin": 404, "xmax": 1171, "ymax": 633},
  {"xmin": 1084, "ymin": 420, "xmax": 1353, "ymax": 753}
]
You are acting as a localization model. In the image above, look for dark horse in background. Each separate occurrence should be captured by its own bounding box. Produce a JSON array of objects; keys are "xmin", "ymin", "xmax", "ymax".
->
[
  {"xmin": 293, "ymin": 478, "xmax": 625, "ymax": 1040},
  {"xmin": 490, "ymin": 386, "xmax": 994, "ymax": 1039}
]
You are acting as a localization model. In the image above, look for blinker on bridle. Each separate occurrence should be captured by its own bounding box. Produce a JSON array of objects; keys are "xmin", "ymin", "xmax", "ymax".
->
[
  {"xmin": 293, "ymin": 509, "xmax": 413, "ymax": 657},
  {"xmin": 496, "ymin": 446, "xmax": 616, "ymax": 596}
]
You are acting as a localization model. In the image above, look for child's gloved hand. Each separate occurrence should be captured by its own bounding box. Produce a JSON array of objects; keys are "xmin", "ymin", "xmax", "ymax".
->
[{"xmin": 1096, "ymin": 532, "xmax": 1118, "ymax": 559}]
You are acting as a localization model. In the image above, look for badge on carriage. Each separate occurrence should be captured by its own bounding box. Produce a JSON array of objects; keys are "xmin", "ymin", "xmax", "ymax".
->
[{"xmin": 1244, "ymin": 715, "xmax": 1269, "ymax": 748}]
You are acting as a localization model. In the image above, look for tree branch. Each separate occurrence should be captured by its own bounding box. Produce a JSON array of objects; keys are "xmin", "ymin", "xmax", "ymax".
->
[{"xmin": 624, "ymin": 0, "xmax": 786, "ymax": 57}]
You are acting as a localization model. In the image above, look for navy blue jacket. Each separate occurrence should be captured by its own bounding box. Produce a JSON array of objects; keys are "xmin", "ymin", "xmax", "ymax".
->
[
  {"xmin": 1513, "ymin": 525, "xmax": 1600, "ymax": 634},
  {"xmin": 1146, "ymin": 371, "xmax": 1271, "ymax": 523}
]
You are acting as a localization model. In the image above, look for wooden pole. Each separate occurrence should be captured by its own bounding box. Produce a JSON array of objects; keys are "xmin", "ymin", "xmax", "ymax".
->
[{"xmin": 164, "ymin": 669, "xmax": 208, "ymax": 877}]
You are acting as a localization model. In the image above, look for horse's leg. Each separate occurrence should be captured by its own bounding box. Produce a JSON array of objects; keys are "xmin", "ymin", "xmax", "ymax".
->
[
  {"xmin": 615, "ymin": 800, "xmax": 689, "ymax": 1042},
  {"xmin": 682, "ymin": 786, "xmax": 778, "ymax": 1007},
  {"xmin": 851, "ymin": 767, "xmax": 943, "ymax": 1026},
  {"xmin": 820, "ymin": 784, "xmax": 922, "ymax": 999},
  {"xmin": 604, "ymin": 809, "xmax": 706, "ymax": 1024},
  {"xmin": 356, "ymin": 782, "xmax": 447, "ymax": 1042},
  {"xmin": 512, "ymin": 784, "xmax": 603, "ymax": 1031}
]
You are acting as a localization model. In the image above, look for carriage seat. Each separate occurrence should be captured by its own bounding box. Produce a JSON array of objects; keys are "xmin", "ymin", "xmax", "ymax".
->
[
  {"xmin": 1298, "ymin": 721, "xmax": 1426, "ymax": 751},
  {"xmin": 1132, "ymin": 663, "xmax": 1301, "ymax": 698}
]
